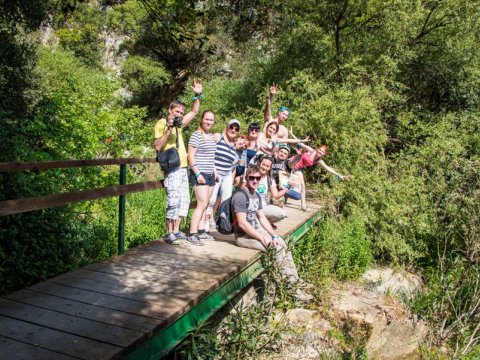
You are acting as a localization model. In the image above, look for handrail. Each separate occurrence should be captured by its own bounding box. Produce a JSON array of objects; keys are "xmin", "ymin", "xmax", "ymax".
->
[
  {"xmin": 0, "ymin": 180, "xmax": 164, "ymax": 216},
  {"xmin": 0, "ymin": 157, "xmax": 162, "ymax": 254},
  {"xmin": 0, "ymin": 157, "xmax": 157, "ymax": 172}
]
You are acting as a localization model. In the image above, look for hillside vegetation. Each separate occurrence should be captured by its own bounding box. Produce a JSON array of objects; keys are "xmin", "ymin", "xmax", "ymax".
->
[{"xmin": 1, "ymin": 0, "xmax": 479, "ymax": 356}]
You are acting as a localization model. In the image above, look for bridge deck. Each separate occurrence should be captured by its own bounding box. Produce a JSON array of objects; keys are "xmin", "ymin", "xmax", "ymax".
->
[{"xmin": 0, "ymin": 203, "xmax": 320, "ymax": 360}]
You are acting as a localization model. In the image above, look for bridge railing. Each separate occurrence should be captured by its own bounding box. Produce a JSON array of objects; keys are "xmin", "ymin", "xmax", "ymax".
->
[{"xmin": 0, "ymin": 157, "xmax": 161, "ymax": 254}]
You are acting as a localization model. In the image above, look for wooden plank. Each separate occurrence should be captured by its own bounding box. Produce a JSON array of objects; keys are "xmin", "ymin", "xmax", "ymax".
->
[
  {"xmin": 136, "ymin": 239, "xmax": 259, "ymax": 261},
  {"xmin": 0, "ymin": 315, "xmax": 122, "ymax": 360},
  {"xmin": 0, "ymin": 335, "xmax": 77, "ymax": 360},
  {"xmin": 0, "ymin": 298, "xmax": 144, "ymax": 348},
  {"xmin": 0, "ymin": 157, "xmax": 156, "ymax": 172},
  {"xmin": 0, "ymin": 181, "xmax": 163, "ymax": 217},
  {"xmin": 83, "ymin": 262, "xmax": 228, "ymax": 286},
  {"xmin": 58, "ymin": 268, "xmax": 222, "ymax": 292},
  {"xmin": 40, "ymin": 276, "xmax": 193, "ymax": 307},
  {"xmin": 47, "ymin": 272, "xmax": 214, "ymax": 303},
  {"xmin": 27, "ymin": 282, "xmax": 185, "ymax": 320},
  {"xmin": 104, "ymin": 247, "xmax": 246, "ymax": 274},
  {"xmin": 4, "ymin": 290, "xmax": 159, "ymax": 333}
]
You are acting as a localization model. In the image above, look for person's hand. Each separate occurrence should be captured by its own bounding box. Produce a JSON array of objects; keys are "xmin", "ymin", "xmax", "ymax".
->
[
  {"xmin": 261, "ymin": 235, "xmax": 272, "ymax": 248},
  {"xmin": 197, "ymin": 174, "xmax": 206, "ymax": 185},
  {"xmin": 336, "ymin": 175, "xmax": 348, "ymax": 181},
  {"xmin": 215, "ymin": 173, "xmax": 220, "ymax": 183},
  {"xmin": 191, "ymin": 78, "xmax": 202, "ymax": 94},
  {"xmin": 272, "ymin": 235, "xmax": 281, "ymax": 248},
  {"xmin": 288, "ymin": 180, "xmax": 297, "ymax": 188},
  {"xmin": 301, "ymin": 137, "xmax": 310, "ymax": 142},
  {"xmin": 269, "ymin": 82, "xmax": 277, "ymax": 96}
]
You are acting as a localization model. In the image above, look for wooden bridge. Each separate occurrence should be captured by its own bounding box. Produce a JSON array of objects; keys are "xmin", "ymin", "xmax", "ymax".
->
[{"xmin": 0, "ymin": 158, "xmax": 321, "ymax": 359}]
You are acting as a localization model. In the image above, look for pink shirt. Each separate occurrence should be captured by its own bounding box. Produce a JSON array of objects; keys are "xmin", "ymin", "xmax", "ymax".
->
[{"xmin": 291, "ymin": 151, "xmax": 316, "ymax": 170}]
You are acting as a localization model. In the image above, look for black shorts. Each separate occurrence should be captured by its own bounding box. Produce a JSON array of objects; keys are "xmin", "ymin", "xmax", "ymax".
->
[{"xmin": 189, "ymin": 171, "xmax": 215, "ymax": 187}]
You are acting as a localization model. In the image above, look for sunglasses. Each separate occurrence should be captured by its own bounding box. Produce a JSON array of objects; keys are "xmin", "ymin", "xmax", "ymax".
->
[
  {"xmin": 228, "ymin": 125, "xmax": 240, "ymax": 132},
  {"xmin": 249, "ymin": 128, "xmax": 259, "ymax": 133},
  {"xmin": 248, "ymin": 175, "xmax": 261, "ymax": 181}
]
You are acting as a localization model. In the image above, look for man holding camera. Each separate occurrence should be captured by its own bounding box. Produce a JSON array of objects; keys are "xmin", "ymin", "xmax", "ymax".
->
[{"xmin": 154, "ymin": 79, "xmax": 203, "ymax": 245}]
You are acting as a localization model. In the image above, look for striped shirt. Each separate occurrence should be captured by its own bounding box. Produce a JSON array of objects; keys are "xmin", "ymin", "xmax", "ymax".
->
[
  {"xmin": 189, "ymin": 130, "xmax": 216, "ymax": 174},
  {"xmin": 214, "ymin": 135, "xmax": 238, "ymax": 176}
]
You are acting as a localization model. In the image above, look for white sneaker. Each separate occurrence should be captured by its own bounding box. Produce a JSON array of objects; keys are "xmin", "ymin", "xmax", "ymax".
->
[{"xmin": 198, "ymin": 232, "xmax": 215, "ymax": 241}]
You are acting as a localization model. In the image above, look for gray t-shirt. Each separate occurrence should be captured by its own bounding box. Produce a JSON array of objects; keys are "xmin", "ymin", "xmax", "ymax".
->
[{"xmin": 231, "ymin": 189, "xmax": 262, "ymax": 235}]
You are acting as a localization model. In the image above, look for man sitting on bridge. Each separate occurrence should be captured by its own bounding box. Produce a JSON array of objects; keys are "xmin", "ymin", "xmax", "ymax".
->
[{"xmin": 231, "ymin": 165, "xmax": 313, "ymax": 302}]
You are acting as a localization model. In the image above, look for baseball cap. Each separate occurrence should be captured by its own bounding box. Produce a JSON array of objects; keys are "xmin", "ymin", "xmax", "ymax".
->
[
  {"xmin": 248, "ymin": 122, "xmax": 260, "ymax": 131},
  {"xmin": 278, "ymin": 143, "xmax": 291, "ymax": 152},
  {"xmin": 228, "ymin": 119, "xmax": 241, "ymax": 127}
]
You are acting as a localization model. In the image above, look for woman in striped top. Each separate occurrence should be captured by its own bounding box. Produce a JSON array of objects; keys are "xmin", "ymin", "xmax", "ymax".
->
[
  {"xmin": 206, "ymin": 119, "xmax": 241, "ymax": 228},
  {"xmin": 187, "ymin": 110, "xmax": 218, "ymax": 245}
]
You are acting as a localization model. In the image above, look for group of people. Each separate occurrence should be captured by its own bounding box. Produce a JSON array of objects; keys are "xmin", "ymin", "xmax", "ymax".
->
[{"xmin": 154, "ymin": 80, "xmax": 347, "ymax": 301}]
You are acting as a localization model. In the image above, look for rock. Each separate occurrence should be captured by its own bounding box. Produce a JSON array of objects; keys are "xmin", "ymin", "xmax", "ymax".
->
[
  {"xmin": 362, "ymin": 267, "xmax": 423, "ymax": 296},
  {"xmin": 329, "ymin": 282, "xmax": 428, "ymax": 359}
]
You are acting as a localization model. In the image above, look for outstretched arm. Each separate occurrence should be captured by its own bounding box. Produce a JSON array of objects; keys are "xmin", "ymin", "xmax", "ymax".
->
[
  {"xmin": 317, "ymin": 159, "xmax": 347, "ymax": 180},
  {"xmin": 263, "ymin": 82, "xmax": 276, "ymax": 123},
  {"xmin": 182, "ymin": 78, "xmax": 203, "ymax": 127}
]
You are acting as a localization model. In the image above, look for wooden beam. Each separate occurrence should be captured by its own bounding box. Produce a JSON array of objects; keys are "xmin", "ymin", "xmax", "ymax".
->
[
  {"xmin": 0, "ymin": 157, "xmax": 157, "ymax": 172},
  {"xmin": 0, "ymin": 181, "xmax": 164, "ymax": 216}
]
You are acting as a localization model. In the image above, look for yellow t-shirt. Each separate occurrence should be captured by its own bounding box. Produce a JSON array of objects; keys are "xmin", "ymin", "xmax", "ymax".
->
[{"xmin": 154, "ymin": 118, "xmax": 188, "ymax": 168}]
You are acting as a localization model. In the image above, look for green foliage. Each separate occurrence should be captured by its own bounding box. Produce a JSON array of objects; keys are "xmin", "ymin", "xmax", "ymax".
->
[
  {"xmin": 54, "ymin": 2, "xmax": 105, "ymax": 66},
  {"xmin": 294, "ymin": 214, "xmax": 372, "ymax": 283},
  {"xmin": 121, "ymin": 55, "xmax": 171, "ymax": 107}
]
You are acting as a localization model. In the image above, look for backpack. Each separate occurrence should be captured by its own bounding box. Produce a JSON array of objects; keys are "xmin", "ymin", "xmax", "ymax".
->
[{"xmin": 216, "ymin": 188, "xmax": 249, "ymax": 235}]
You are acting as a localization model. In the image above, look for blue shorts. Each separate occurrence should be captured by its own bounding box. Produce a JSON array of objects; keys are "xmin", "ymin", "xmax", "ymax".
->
[{"xmin": 189, "ymin": 171, "xmax": 216, "ymax": 187}]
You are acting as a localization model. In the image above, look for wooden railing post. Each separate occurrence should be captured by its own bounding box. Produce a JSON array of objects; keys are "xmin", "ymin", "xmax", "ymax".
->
[{"xmin": 118, "ymin": 164, "xmax": 126, "ymax": 255}]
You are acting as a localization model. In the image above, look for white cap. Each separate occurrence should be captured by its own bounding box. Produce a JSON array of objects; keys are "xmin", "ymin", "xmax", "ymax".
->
[{"xmin": 228, "ymin": 119, "xmax": 241, "ymax": 127}]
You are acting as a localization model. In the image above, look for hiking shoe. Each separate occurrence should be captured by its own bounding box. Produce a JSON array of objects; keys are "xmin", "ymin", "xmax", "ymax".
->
[
  {"xmin": 294, "ymin": 288, "xmax": 313, "ymax": 302},
  {"xmin": 186, "ymin": 234, "xmax": 204, "ymax": 246},
  {"xmin": 198, "ymin": 232, "xmax": 215, "ymax": 241},
  {"xmin": 174, "ymin": 232, "xmax": 187, "ymax": 241},
  {"xmin": 164, "ymin": 233, "xmax": 179, "ymax": 245}
]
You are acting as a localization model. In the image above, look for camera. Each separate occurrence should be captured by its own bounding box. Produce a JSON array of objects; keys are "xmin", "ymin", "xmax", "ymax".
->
[{"xmin": 172, "ymin": 116, "xmax": 183, "ymax": 128}]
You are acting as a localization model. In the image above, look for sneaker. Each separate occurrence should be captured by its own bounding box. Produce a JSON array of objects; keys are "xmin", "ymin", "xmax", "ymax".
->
[
  {"xmin": 186, "ymin": 234, "xmax": 204, "ymax": 246},
  {"xmin": 198, "ymin": 232, "xmax": 215, "ymax": 241},
  {"xmin": 294, "ymin": 288, "xmax": 314, "ymax": 302},
  {"xmin": 164, "ymin": 233, "xmax": 179, "ymax": 245},
  {"xmin": 174, "ymin": 232, "xmax": 187, "ymax": 241}
]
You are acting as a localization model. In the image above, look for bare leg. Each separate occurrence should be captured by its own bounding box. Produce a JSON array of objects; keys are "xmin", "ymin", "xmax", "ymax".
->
[{"xmin": 190, "ymin": 185, "xmax": 215, "ymax": 234}]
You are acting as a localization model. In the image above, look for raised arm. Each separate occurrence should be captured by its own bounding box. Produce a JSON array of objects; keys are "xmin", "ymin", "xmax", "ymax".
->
[
  {"xmin": 263, "ymin": 82, "xmax": 276, "ymax": 123},
  {"xmin": 182, "ymin": 78, "xmax": 203, "ymax": 127}
]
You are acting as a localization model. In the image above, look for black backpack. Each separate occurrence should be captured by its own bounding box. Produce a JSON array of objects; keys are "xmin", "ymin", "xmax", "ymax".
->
[{"xmin": 216, "ymin": 189, "xmax": 249, "ymax": 235}]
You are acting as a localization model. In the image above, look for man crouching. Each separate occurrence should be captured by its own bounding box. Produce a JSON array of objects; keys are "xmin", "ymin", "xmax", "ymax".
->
[{"xmin": 231, "ymin": 165, "xmax": 313, "ymax": 302}]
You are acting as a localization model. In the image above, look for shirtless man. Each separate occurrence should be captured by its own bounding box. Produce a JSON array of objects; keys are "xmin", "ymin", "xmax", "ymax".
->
[{"xmin": 263, "ymin": 82, "xmax": 290, "ymax": 140}]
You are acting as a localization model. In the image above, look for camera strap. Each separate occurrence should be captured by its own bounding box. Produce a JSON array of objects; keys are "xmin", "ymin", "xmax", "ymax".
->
[{"xmin": 175, "ymin": 127, "xmax": 179, "ymax": 148}]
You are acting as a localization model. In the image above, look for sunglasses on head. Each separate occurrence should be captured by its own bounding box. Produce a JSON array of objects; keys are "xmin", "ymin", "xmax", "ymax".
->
[{"xmin": 248, "ymin": 175, "xmax": 261, "ymax": 181}]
